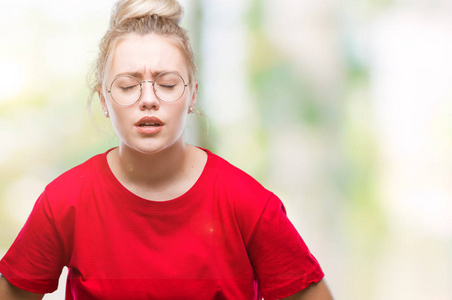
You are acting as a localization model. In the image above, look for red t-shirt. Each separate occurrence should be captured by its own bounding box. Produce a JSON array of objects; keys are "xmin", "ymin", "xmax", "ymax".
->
[{"xmin": 0, "ymin": 148, "xmax": 323, "ymax": 299}]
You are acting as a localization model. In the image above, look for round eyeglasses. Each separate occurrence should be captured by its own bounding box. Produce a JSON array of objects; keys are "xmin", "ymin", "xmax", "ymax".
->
[{"xmin": 107, "ymin": 71, "xmax": 188, "ymax": 106}]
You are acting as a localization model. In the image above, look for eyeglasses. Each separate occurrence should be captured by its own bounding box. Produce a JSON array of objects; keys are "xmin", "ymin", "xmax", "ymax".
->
[{"xmin": 107, "ymin": 71, "xmax": 188, "ymax": 106}]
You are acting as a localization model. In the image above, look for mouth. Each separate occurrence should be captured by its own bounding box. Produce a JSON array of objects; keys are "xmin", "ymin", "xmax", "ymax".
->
[
  {"xmin": 139, "ymin": 123, "xmax": 161, "ymax": 127},
  {"xmin": 135, "ymin": 116, "xmax": 164, "ymax": 134},
  {"xmin": 135, "ymin": 116, "xmax": 164, "ymax": 127}
]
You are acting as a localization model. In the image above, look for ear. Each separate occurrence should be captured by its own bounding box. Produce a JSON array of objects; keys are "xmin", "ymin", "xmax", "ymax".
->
[
  {"xmin": 190, "ymin": 81, "xmax": 198, "ymax": 108},
  {"xmin": 98, "ymin": 86, "xmax": 105, "ymax": 108},
  {"xmin": 97, "ymin": 86, "xmax": 110, "ymax": 118}
]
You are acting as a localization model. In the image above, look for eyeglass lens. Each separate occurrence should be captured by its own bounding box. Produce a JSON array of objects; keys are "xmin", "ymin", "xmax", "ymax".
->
[{"xmin": 110, "ymin": 72, "xmax": 185, "ymax": 105}]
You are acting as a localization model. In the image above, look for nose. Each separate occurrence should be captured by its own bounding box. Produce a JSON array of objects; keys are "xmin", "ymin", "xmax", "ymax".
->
[{"xmin": 138, "ymin": 80, "xmax": 160, "ymax": 110}]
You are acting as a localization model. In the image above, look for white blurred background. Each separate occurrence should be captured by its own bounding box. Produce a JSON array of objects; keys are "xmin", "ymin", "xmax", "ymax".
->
[{"xmin": 1, "ymin": 0, "xmax": 452, "ymax": 299}]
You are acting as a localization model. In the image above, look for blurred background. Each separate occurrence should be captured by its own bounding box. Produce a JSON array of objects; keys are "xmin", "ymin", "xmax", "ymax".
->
[{"xmin": 1, "ymin": 0, "xmax": 452, "ymax": 299}]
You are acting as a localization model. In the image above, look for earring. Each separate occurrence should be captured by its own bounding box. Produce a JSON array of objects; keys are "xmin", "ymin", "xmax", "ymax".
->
[
  {"xmin": 104, "ymin": 110, "xmax": 109, "ymax": 118},
  {"xmin": 188, "ymin": 107, "xmax": 194, "ymax": 114}
]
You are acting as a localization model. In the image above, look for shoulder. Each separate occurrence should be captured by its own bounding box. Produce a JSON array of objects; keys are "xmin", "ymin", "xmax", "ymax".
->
[
  {"xmin": 205, "ymin": 149, "xmax": 279, "ymax": 242},
  {"xmin": 205, "ymin": 149, "xmax": 273, "ymax": 203},
  {"xmin": 47, "ymin": 153, "xmax": 104, "ymax": 191},
  {"xmin": 42, "ymin": 150, "xmax": 109, "ymax": 212},
  {"xmin": 18, "ymin": 151, "xmax": 109, "ymax": 251}
]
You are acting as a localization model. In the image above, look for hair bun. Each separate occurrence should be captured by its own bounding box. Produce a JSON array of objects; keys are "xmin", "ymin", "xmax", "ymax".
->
[{"xmin": 110, "ymin": 0, "xmax": 184, "ymax": 28}]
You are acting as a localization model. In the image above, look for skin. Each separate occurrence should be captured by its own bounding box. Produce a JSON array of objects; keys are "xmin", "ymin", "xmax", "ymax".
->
[
  {"xmin": 281, "ymin": 280, "xmax": 334, "ymax": 300},
  {"xmin": 0, "ymin": 275, "xmax": 44, "ymax": 299},
  {"xmin": 98, "ymin": 33, "xmax": 207, "ymax": 201},
  {"xmin": 0, "ymin": 33, "xmax": 334, "ymax": 299}
]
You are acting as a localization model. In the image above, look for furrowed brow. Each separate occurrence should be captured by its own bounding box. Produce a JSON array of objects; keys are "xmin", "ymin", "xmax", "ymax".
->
[{"xmin": 114, "ymin": 69, "xmax": 181, "ymax": 79}]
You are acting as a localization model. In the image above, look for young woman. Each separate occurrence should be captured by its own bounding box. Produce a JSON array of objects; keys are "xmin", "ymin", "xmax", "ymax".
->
[{"xmin": 0, "ymin": 0, "xmax": 333, "ymax": 299}]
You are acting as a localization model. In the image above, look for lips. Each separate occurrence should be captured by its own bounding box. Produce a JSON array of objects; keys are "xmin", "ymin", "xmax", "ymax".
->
[{"xmin": 135, "ymin": 116, "xmax": 164, "ymax": 134}]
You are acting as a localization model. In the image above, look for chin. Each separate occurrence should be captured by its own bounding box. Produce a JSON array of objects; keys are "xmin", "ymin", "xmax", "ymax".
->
[{"xmin": 123, "ymin": 139, "xmax": 182, "ymax": 156}]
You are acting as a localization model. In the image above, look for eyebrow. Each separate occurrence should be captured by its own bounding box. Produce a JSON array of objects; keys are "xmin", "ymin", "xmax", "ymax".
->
[{"xmin": 114, "ymin": 70, "xmax": 180, "ymax": 78}]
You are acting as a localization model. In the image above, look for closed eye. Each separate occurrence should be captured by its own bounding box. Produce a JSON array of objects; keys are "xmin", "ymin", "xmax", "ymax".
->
[
  {"xmin": 158, "ymin": 84, "xmax": 176, "ymax": 89},
  {"xmin": 120, "ymin": 84, "xmax": 139, "ymax": 91}
]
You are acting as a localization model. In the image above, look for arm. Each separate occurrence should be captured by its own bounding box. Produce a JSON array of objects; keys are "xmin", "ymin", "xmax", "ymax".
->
[
  {"xmin": 0, "ymin": 275, "xmax": 44, "ymax": 300},
  {"xmin": 280, "ymin": 280, "xmax": 333, "ymax": 300}
]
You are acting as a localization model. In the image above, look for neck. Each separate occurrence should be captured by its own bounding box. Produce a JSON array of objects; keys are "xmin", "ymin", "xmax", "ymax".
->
[{"xmin": 113, "ymin": 142, "xmax": 190, "ymax": 187}]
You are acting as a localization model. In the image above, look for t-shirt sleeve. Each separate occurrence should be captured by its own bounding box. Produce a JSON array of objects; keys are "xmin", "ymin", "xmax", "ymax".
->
[
  {"xmin": 0, "ymin": 191, "xmax": 66, "ymax": 294},
  {"xmin": 246, "ymin": 194, "xmax": 324, "ymax": 300}
]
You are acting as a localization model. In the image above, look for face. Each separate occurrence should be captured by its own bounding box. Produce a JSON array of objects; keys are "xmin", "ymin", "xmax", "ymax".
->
[{"xmin": 99, "ymin": 33, "xmax": 197, "ymax": 155}]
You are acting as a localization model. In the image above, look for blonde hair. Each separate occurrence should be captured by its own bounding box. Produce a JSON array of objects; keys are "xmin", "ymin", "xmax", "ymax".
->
[{"xmin": 89, "ymin": 0, "xmax": 196, "ymax": 101}]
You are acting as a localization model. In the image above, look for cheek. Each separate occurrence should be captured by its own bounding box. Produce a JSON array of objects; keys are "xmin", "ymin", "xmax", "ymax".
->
[
  {"xmin": 173, "ymin": 95, "xmax": 191, "ymax": 118},
  {"xmin": 172, "ymin": 106, "xmax": 188, "ymax": 127},
  {"xmin": 109, "ymin": 107, "xmax": 130, "ymax": 134},
  {"xmin": 168, "ymin": 102, "xmax": 190, "ymax": 132}
]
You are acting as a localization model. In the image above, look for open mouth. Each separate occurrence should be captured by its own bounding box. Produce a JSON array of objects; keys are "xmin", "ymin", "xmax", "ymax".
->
[
  {"xmin": 139, "ymin": 123, "xmax": 161, "ymax": 127},
  {"xmin": 136, "ymin": 116, "xmax": 164, "ymax": 127},
  {"xmin": 135, "ymin": 116, "xmax": 165, "ymax": 134}
]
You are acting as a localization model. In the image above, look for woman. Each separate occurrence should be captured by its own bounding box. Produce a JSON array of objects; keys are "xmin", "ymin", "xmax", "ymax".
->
[{"xmin": 0, "ymin": 0, "xmax": 333, "ymax": 299}]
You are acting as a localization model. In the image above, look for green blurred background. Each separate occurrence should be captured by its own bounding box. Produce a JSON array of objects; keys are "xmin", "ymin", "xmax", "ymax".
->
[{"xmin": 1, "ymin": 0, "xmax": 452, "ymax": 299}]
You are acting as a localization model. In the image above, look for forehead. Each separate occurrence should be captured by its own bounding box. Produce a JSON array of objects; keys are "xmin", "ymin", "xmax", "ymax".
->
[{"xmin": 109, "ymin": 33, "xmax": 188, "ymax": 78}]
